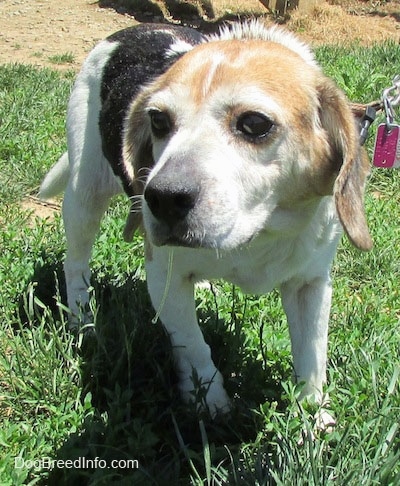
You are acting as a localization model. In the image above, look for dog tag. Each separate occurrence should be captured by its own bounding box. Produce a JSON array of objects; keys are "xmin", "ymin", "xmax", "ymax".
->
[{"xmin": 373, "ymin": 123, "xmax": 400, "ymax": 168}]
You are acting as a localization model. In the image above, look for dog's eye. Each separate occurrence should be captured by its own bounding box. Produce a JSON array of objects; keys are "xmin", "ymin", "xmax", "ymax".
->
[
  {"xmin": 236, "ymin": 112, "xmax": 274, "ymax": 141},
  {"xmin": 149, "ymin": 110, "xmax": 172, "ymax": 138}
]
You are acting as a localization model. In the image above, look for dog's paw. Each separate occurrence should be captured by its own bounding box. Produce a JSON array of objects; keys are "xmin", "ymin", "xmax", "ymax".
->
[
  {"xmin": 298, "ymin": 408, "xmax": 336, "ymax": 445},
  {"xmin": 66, "ymin": 306, "xmax": 95, "ymax": 335},
  {"xmin": 179, "ymin": 370, "xmax": 231, "ymax": 418},
  {"xmin": 314, "ymin": 408, "xmax": 336, "ymax": 433},
  {"xmin": 203, "ymin": 380, "xmax": 231, "ymax": 417}
]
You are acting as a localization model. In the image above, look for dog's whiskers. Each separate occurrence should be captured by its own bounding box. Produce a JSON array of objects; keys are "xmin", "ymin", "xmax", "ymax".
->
[
  {"xmin": 128, "ymin": 195, "xmax": 143, "ymax": 211},
  {"xmin": 136, "ymin": 167, "xmax": 152, "ymax": 181},
  {"xmin": 135, "ymin": 175, "xmax": 149, "ymax": 185},
  {"xmin": 137, "ymin": 166, "xmax": 151, "ymax": 176}
]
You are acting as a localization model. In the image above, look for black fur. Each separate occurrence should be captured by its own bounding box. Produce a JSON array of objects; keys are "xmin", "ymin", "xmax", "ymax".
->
[{"xmin": 99, "ymin": 24, "xmax": 204, "ymax": 185}]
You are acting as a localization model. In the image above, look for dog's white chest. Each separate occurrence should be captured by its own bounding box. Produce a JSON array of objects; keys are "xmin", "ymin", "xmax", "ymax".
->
[
  {"xmin": 225, "ymin": 248, "xmax": 301, "ymax": 293},
  {"xmin": 155, "ymin": 234, "xmax": 318, "ymax": 295},
  {"xmin": 222, "ymin": 237, "xmax": 314, "ymax": 293}
]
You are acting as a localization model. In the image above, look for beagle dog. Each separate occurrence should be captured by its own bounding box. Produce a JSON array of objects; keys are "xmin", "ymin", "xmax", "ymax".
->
[{"xmin": 40, "ymin": 21, "xmax": 372, "ymax": 419}]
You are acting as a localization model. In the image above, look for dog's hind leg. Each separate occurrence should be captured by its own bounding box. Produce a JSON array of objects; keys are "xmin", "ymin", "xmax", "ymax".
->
[
  {"xmin": 60, "ymin": 41, "xmax": 123, "ymax": 321},
  {"xmin": 62, "ymin": 160, "xmax": 121, "ymax": 321}
]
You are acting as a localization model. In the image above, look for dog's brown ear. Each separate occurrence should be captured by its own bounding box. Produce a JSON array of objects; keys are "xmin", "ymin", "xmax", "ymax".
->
[
  {"xmin": 121, "ymin": 93, "xmax": 154, "ymax": 241},
  {"xmin": 318, "ymin": 78, "xmax": 373, "ymax": 251}
]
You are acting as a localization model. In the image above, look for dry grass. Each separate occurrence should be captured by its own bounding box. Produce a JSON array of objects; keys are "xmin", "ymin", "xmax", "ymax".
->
[
  {"xmin": 209, "ymin": 0, "xmax": 265, "ymax": 15},
  {"xmin": 288, "ymin": 2, "xmax": 400, "ymax": 45},
  {"xmin": 160, "ymin": 0, "xmax": 399, "ymax": 45}
]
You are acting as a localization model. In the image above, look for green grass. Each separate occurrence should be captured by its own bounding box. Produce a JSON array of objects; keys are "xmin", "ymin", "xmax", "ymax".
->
[
  {"xmin": 48, "ymin": 53, "xmax": 76, "ymax": 66},
  {"xmin": 1, "ymin": 40, "xmax": 399, "ymax": 485}
]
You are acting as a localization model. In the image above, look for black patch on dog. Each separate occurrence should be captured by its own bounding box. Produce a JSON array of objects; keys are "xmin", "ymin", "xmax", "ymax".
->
[{"xmin": 99, "ymin": 24, "xmax": 204, "ymax": 187}]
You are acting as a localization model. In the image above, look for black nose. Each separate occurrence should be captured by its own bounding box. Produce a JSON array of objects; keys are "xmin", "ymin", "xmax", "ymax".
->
[{"xmin": 144, "ymin": 179, "xmax": 200, "ymax": 228}]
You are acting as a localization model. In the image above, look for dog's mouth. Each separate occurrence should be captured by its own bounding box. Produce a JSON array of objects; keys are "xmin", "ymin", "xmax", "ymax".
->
[
  {"xmin": 145, "ymin": 214, "xmax": 258, "ymax": 251},
  {"xmin": 164, "ymin": 236, "xmax": 202, "ymax": 248},
  {"xmin": 148, "ymin": 222, "xmax": 212, "ymax": 249}
]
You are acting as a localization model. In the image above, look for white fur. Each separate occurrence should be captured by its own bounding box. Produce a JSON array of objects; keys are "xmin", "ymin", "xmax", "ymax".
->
[
  {"xmin": 39, "ymin": 152, "xmax": 70, "ymax": 199},
  {"xmin": 165, "ymin": 39, "xmax": 197, "ymax": 58},
  {"xmin": 40, "ymin": 22, "xmax": 369, "ymax": 424},
  {"xmin": 40, "ymin": 39, "xmax": 123, "ymax": 315},
  {"xmin": 208, "ymin": 19, "xmax": 317, "ymax": 67}
]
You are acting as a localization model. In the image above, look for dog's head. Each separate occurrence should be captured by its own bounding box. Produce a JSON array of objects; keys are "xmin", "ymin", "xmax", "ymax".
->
[{"xmin": 122, "ymin": 22, "xmax": 372, "ymax": 251}]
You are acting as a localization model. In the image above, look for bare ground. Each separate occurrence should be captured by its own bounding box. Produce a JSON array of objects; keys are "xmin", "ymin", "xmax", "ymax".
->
[{"xmin": 1, "ymin": 0, "xmax": 399, "ymax": 70}]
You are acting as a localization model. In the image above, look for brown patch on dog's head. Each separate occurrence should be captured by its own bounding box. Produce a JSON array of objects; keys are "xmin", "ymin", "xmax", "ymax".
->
[{"xmin": 121, "ymin": 23, "xmax": 373, "ymax": 250}]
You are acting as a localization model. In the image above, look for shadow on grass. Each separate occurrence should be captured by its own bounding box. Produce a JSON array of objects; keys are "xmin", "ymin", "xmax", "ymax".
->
[{"xmin": 20, "ymin": 256, "xmax": 286, "ymax": 484}]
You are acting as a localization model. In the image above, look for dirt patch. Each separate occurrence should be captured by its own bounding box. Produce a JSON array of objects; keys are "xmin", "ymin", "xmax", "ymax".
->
[
  {"xmin": 0, "ymin": 1, "xmax": 399, "ymax": 70},
  {"xmin": 0, "ymin": 0, "xmax": 135, "ymax": 69},
  {"xmin": 20, "ymin": 196, "xmax": 61, "ymax": 224}
]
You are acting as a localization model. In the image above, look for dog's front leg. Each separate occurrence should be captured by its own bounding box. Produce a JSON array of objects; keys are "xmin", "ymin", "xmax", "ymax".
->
[
  {"xmin": 280, "ymin": 275, "xmax": 335, "ymax": 428},
  {"xmin": 145, "ymin": 248, "xmax": 230, "ymax": 416}
]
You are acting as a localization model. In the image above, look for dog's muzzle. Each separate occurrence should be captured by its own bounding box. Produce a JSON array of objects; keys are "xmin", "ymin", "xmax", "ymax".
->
[{"xmin": 144, "ymin": 174, "xmax": 202, "ymax": 247}]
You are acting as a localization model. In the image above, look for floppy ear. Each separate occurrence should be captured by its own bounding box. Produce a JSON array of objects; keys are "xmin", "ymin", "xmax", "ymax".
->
[
  {"xmin": 318, "ymin": 78, "xmax": 373, "ymax": 251},
  {"xmin": 121, "ymin": 92, "xmax": 154, "ymax": 242}
]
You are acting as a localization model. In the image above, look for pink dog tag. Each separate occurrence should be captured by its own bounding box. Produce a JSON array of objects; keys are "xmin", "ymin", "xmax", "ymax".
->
[{"xmin": 373, "ymin": 123, "xmax": 400, "ymax": 168}]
